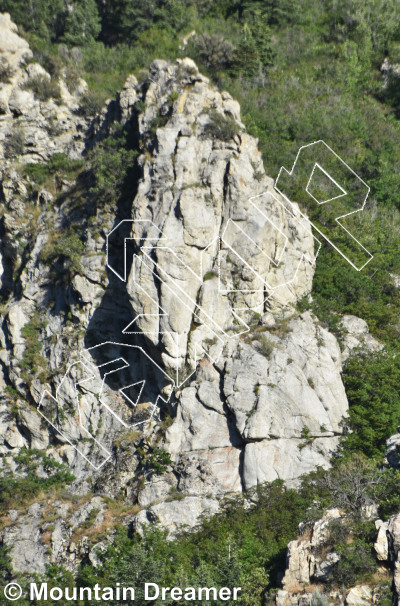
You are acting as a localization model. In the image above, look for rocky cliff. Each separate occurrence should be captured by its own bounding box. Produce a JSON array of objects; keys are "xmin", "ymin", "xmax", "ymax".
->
[{"xmin": 0, "ymin": 13, "xmax": 364, "ymax": 576}]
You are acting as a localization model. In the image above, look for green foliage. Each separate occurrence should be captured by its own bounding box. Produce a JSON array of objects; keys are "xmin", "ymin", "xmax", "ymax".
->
[
  {"xmin": 0, "ymin": 544, "xmax": 12, "ymax": 583},
  {"xmin": 232, "ymin": 14, "xmax": 275, "ymax": 77},
  {"xmin": 342, "ymin": 351, "xmax": 400, "ymax": 458},
  {"xmin": 332, "ymin": 539, "xmax": 376, "ymax": 587},
  {"xmin": 203, "ymin": 270, "xmax": 218, "ymax": 281},
  {"xmin": 4, "ymin": 126, "xmax": 25, "ymax": 158},
  {"xmin": 195, "ymin": 33, "xmax": 236, "ymax": 70},
  {"xmin": 204, "ymin": 109, "xmax": 241, "ymax": 141},
  {"xmin": 0, "ymin": 449, "xmax": 74, "ymax": 509},
  {"xmin": 96, "ymin": 0, "xmax": 195, "ymax": 45},
  {"xmin": 23, "ymin": 74, "xmax": 61, "ymax": 101},
  {"xmin": 311, "ymin": 516, "xmax": 378, "ymax": 587},
  {"xmin": 41, "ymin": 230, "xmax": 85, "ymax": 276},
  {"xmin": 0, "ymin": 0, "xmax": 64, "ymax": 40},
  {"xmin": 20, "ymin": 313, "xmax": 49, "ymax": 380},
  {"xmin": 375, "ymin": 581, "xmax": 393, "ymax": 606},
  {"xmin": 303, "ymin": 203, "xmax": 400, "ymax": 345},
  {"xmin": 301, "ymin": 454, "xmax": 400, "ymax": 521},
  {"xmin": 78, "ymin": 89, "xmax": 106, "ymax": 117},
  {"xmin": 61, "ymin": 0, "xmax": 101, "ymax": 46},
  {"xmin": 22, "ymin": 153, "xmax": 84, "ymax": 185},
  {"xmin": 0, "ymin": 0, "xmax": 100, "ymax": 45},
  {"xmin": 5, "ymin": 384, "xmax": 22, "ymax": 399},
  {"xmin": 147, "ymin": 448, "xmax": 173, "ymax": 475},
  {"xmin": 327, "ymin": 0, "xmax": 400, "ymax": 58},
  {"xmin": 88, "ymin": 124, "xmax": 139, "ymax": 203},
  {"xmin": 77, "ymin": 481, "xmax": 306, "ymax": 604}
]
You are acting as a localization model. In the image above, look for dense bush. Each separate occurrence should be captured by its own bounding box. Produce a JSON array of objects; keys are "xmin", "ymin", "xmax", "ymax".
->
[
  {"xmin": 341, "ymin": 351, "xmax": 400, "ymax": 458},
  {"xmin": 76, "ymin": 480, "xmax": 307, "ymax": 605},
  {"xmin": 4, "ymin": 126, "xmax": 25, "ymax": 158},
  {"xmin": 0, "ymin": 449, "xmax": 74, "ymax": 508},
  {"xmin": 0, "ymin": 0, "xmax": 100, "ymax": 45},
  {"xmin": 41, "ymin": 230, "xmax": 85, "ymax": 276},
  {"xmin": 204, "ymin": 109, "xmax": 241, "ymax": 141},
  {"xmin": 195, "ymin": 34, "xmax": 236, "ymax": 70},
  {"xmin": 77, "ymin": 89, "xmax": 106, "ymax": 117},
  {"xmin": 87, "ymin": 123, "xmax": 139, "ymax": 202},
  {"xmin": 23, "ymin": 74, "xmax": 61, "ymax": 100},
  {"xmin": 23, "ymin": 153, "xmax": 84, "ymax": 185}
]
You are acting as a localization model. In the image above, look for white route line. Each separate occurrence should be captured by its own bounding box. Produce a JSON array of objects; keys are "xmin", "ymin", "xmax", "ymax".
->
[
  {"xmin": 38, "ymin": 175, "xmax": 340, "ymax": 468},
  {"xmin": 305, "ymin": 162, "xmax": 347, "ymax": 205},
  {"xmin": 275, "ymin": 139, "xmax": 373, "ymax": 271},
  {"xmin": 218, "ymin": 192, "xmax": 321, "ymax": 307}
]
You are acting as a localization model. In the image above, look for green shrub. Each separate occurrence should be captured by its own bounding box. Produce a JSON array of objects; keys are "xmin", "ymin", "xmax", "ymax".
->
[
  {"xmin": 375, "ymin": 581, "xmax": 393, "ymax": 606},
  {"xmin": 342, "ymin": 350, "xmax": 400, "ymax": 458},
  {"xmin": 78, "ymin": 89, "xmax": 106, "ymax": 117},
  {"xmin": 195, "ymin": 33, "xmax": 235, "ymax": 70},
  {"xmin": 147, "ymin": 448, "xmax": 173, "ymax": 475},
  {"xmin": 0, "ymin": 449, "xmax": 74, "ymax": 509},
  {"xmin": 78, "ymin": 480, "xmax": 306, "ymax": 604},
  {"xmin": 22, "ymin": 153, "xmax": 83, "ymax": 186},
  {"xmin": 4, "ymin": 126, "xmax": 25, "ymax": 158},
  {"xmin": 256, "ymin": 334, "xmax": 275, "ymax": 359},
  {"xmin": 331, "ymin": 540, "xmax": 376, "ymax": 587},
  {"xmin": 41, "ymin": 230, "xmax": 85, "ymax": 275},
  {"xmin": 20, "ymin": 313, "xmax": 48, "ymax": 380},
  {"xmin": 23, "ymin": 75, "xmax": 61, "ymax": 101},
  {"xmin": 203, "ymin": 109, "xmax": 240, "ymax": 141},
  {"xmin": 0, "ymin": 57, "xmax": 14, "ymax": 83},
  {"xmin": 23, "ymin": 162, "xmax": 50, "ymax": 185},
  {"xmin": 88, "ymin": 124, "xmax": 138, "ymax": 202}
]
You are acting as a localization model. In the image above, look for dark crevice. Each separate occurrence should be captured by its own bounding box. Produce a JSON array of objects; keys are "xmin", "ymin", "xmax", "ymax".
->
[{"xmin": 222, "ymin": 160, "xmax": 230, "ymax": 207}]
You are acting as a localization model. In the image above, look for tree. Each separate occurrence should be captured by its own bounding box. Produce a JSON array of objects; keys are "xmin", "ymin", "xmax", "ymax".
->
[
  {"xmin": 233, "ymin": 12, "xmax": 275, "ymax": 78},
  {"xmin": 229, "ymin": 0, "xmax": 299, "ymax": 25},
  {"xmin": 95, "ymin": 0, "xmax": 209, "ymax": 45},
  {"xmin": 329, "ymin": 0, "xmax": 400, "ymax": 58},
  {"xmin": 342, "ymin": 350, "xmax": 400, "ymax": 458},
  {"xmin": 0, "ymin": 0, "xmax": 64, "ymax": 39},
  {"xmin": 319, "ymin": 454, "xmax": 384, "ymax": 514},
  {"xmin": 195, "ymin": 34, "xmax": 236, "ymax": 70},
  {"xmin": 62, "ymin": 0, "xmax": 101, "ymax": 45}
]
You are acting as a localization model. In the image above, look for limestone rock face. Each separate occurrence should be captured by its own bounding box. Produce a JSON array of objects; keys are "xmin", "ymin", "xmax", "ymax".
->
[
  {"xmin": 386, "ymin": 430, "xmax": 400, "ymax": 468},
  {"xmin": 0, "ymin": 13, "xmax": 89, "ymax": 161},
  {"xmin": 387, "ymin": 513, "xmax": 400, "ymax": 602},
  {"xmin": 374, "ymin": 519, "xmax": 389, "ymax": 561},
  {"xmin": 165, "ymin": 310, "xmax": 347, "ymax": 490},
  {"xmin": 340, "ymin": 315, "xmax": 382, "ymax": 362},
  {"xmin": 345, "ymin": 586, "xmax": 372, "ymax": 606},
  {"xmin": 0, "ymin": 13, "xmax": 31, "ymax": 69},
  {"xmin": 280, "ymin": 508, "xmax": 343, "ymax": 597},
  {"xmin": 1, "ymin": 497, "xmax": 108, "ymax": 574},
  {"xmin": 0, "ymin": 14, "xmax": 352, "ymax": 552},
  {"xmin": 134, "ymin": 496, "xmax": 220, "ymax": 538}
]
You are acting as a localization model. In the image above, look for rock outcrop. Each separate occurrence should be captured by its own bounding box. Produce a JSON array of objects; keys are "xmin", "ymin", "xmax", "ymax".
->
[
  {"xmin": 340, "ymin": 315, "xmax": 382, "ymax": 362},
  {"xmin": 0, "ymin": 13, "xmax": 353, "ymax": 569},
  {"xmin": 386, "ymin": 429, "xmax": 400, "ymax": 469},
  {"xmin": 276, "ymin": 506, "xmax": 400, "ymax": 606},
  {"xmin": 0, "ymin": 13, "xmax": 88, "ymax": 162}
]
